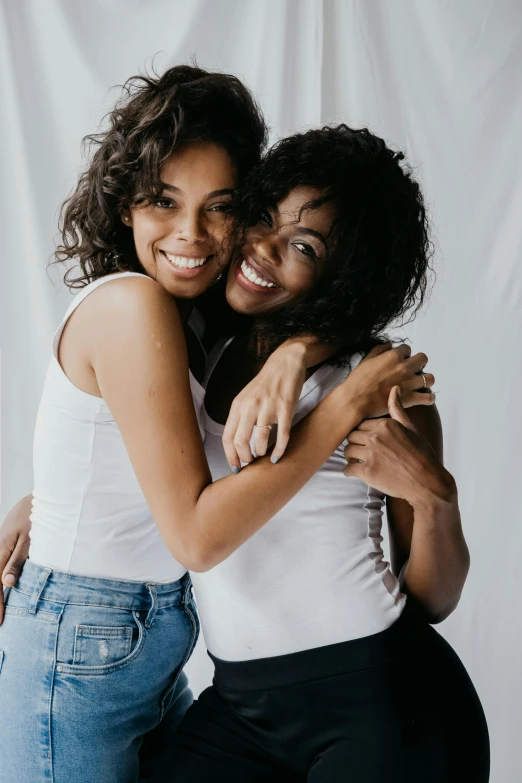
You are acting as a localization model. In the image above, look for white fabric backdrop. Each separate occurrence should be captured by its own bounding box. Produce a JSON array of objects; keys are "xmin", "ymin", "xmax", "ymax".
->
[{"xmin": 1, "ymin": 1, "xmax": 520, "ymax": 780}]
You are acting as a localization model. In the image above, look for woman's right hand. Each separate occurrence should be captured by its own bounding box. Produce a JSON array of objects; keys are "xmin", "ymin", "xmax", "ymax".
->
[
  {"xmin": 0, "ymin": 494, "xmax": 32, "ymax": 625},
  {"xmin": 343, "ymin": 342, "xmax": 435, "ymax": 420}
]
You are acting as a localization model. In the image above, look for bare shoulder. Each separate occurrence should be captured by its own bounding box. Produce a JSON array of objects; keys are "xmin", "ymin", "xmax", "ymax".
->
[
  {"xmin": 67, "ymin": 275, "xmax": 186, "ymax": 376},
  {"xmin": 77, "ymin": 275, "xmax": 181, "ymax": 337},
  {"xmin": 86, "ymin": 274, "xmax": 174, "ymax": 316}
]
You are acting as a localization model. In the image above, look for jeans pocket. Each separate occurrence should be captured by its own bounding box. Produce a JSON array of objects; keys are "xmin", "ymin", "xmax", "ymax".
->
[
  {"xmin": 56, "ymin": 609, "xmax": 145, "ymax": 676},
  {"xmin": 72, "ymin": 624, "xmax": 133, "ymax": 666},
  {"xmin": 0, "ymin": 650, "xmax": 4, "ymax": 674}
]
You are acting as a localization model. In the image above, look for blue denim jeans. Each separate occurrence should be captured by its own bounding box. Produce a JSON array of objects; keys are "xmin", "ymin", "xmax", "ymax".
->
[{"xmin": 0, "ymin": 560, "xmax": 199, "ymax": 783}]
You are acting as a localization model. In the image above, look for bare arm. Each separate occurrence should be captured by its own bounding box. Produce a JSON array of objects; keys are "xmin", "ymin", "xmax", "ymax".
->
[
  {"xmin": 223, "ymin": 337, "xmax": 411, "ymax": 469},
  {"xmin": 345, "ymin": 389, "xmax": 469, "ymax": 623},
  {"xmin": 386, "ymin": 405, "xmax": 469, "ymax": 622},
  {"xmin": 386, "ymin": 403, "xmax": 444, "ymax": 578},
  {"xmin": 89, "ymin": 277, "xmax": 429, "ymax": 572}
]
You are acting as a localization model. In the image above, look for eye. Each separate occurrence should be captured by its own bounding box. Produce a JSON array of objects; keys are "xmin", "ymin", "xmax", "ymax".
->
[
  {"xmin": 208, "ymin": 202, "xmax": 233, "ymax": 213},
  {"xmin": 293, "ymin": 242, "xmax": 318, "ymax": 260},
  {"xmin": 258, "ymin": 209, "xmax": 273, "ymax": 227},
  {"xmin": 154, "ymin": 198, "xmax": 175, "ymax": 209}
]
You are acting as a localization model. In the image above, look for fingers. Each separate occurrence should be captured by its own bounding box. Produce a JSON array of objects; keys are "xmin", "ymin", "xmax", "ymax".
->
[
  {"xmin": 402, "ymin": 390, "xmax": 437, "ymax": 408},
  {"xmin": 270, "ymin": 408, "xmax": 292, "ymax": 464},
  {"xmin": 232, "ymin": 412, "xmax": 258, "ymax": 466},
  {"xmin": 401, "ymin": 351, "xmax": 435, "ymax": 402},
  {"xmin": 253, "ymin": 423, "xmax": 272, "ymax": 458},
  {"xmin": 407, "ymin": 351, "xmax": 429, "ymax": 372},
  {"xmin": 2, "ymin": 549, "xmax": 27, "ymax": 588},
  {"xmin": 410, "ymin": 371, "xmax": 435, "ymax": 390},
  {"xmin": 344, "ymin": 443, "xmax": 366, "ymax": 462},
  {"xmin": 345, "ymin": 428, "xmax": 369, "ymax": 445},
  {"xmin": 388, "ymin": 386, "xmax": 417, "ymax": 433},
  {"xmin": 354, "ymin": 418, "xmax": 381, "ymax": 431},
  {"xmin": 222, "ymin": 404, "xmax": 242, "ymax": 473},
  {"xmin": 393, "ymin": 343, "xmax": 412, "ymax": 360},
  {"xmin": 420, "ymin": 372, "xmax": 435, "ymax": 387},
  {"xmin": 344, "ymin": 460, "xmax": 364, "ymax": 479},
  {"xmin": 0, "ymin": 538, "xmax": 27, "ymax": 626}
]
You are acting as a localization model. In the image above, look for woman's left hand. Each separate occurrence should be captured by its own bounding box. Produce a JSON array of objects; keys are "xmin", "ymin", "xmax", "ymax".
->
[
  {"xmin": 344, "ymin": 385, "xmax": 453, "ymax": 505},
  {"xmin": 223, "ymin": 342, "xmax": 307, "ymax": 470}
]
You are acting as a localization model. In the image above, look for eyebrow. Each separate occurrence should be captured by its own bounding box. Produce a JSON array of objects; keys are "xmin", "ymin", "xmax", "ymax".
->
[
  {"xmin": 269, "ymin": 203, "xmax": 328, "ymax": 248},
  {"xmin": 297, "ymin": 226, "xmax": 328, "ymax": 248},
  {"xmin": 161, "ymin": 184, "xmax": 235, "ymax": 199}
]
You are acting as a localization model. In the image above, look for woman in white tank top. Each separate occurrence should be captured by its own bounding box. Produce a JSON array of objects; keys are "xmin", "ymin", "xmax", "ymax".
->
[
  {"xmin": 0, "ymin": 69, "xmax": 430, "ymax": 783},
  {"xmin": 170, "ymin": 128, "xmax": 488, "ymax": 781}
]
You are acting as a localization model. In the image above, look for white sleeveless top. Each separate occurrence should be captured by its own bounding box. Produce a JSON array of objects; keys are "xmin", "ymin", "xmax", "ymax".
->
[
  {"xmin": 191, "ymin": 337, "xmax": 407, "ymax": 660},
  {"xmin": 29, "ymin": 271, "xmax": 205, "ymax": 583}
]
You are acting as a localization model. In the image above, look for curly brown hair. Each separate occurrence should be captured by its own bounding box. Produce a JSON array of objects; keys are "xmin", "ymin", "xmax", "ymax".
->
[
  {"xmin": 232, "ymin": 125, "xmax": 433, "ymax": 360},
  {"xmin": 53, "ymin": 65, "xmax": 268, "ymax": 289}
]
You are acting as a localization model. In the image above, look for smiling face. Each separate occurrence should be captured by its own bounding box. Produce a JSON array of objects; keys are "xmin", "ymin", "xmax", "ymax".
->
[
  {"xmin": 226, "ymin": 186, "xmax": 336, "ymax": 316},
  {"xmin": 123, "ymin": 141, "xmax": 237, "ymax": 298}
]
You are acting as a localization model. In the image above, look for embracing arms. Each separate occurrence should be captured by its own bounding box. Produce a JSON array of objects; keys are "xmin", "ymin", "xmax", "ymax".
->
[
  {"xmin": 0, "ymin": 277, "xmax": 432, "ymax": 617},
  {"xmin": 89, "ymin": 278, "xmax": 426, "ymax": 572},
  {"xmin": 344, "ymin": 387, "xmax": 469, "ymax": 623}
]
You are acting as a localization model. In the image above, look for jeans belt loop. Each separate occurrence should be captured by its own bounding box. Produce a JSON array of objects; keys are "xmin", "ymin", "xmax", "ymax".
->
[
  {"xmin": 182, "ymin": 575, "xmax": 192, "ymax": 608},
  {"xmin": 28, "ymin": 568, "xmax": 53, "ymax": 615},
  {"xmin": 144, "ymin": 583, "xmax": 158, "ymax": 628}
]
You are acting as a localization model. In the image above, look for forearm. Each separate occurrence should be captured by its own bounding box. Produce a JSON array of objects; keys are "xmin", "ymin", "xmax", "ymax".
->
[
  {"xmin": 275, "ymin": 336, "xmax": 339, "ymax": 370},
  {"xmin": 170, "ymin": 387, "xmax": 365, "ymax": 571},
  {"xmin": 4, "ymin": 494, "xmax": 33, "ymax": 533},
  {"xmin": 402, "ymin": 478, "xmax": 469, "ymax": 622}
]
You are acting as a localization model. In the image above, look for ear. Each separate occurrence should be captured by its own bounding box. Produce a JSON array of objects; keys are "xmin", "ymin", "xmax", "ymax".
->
[{"xmin": 120, "ymin": 209, "xmax": 132, "ymax": 227}]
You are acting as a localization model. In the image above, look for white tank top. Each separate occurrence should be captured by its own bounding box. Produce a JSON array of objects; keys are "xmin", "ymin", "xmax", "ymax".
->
[
  {"xmin": 29, "ymin": 271, "xmax": 205, "ymax": 583},
  {"xmin": 191, "ymin": 337, "xmax": 407, "ymax": 660}
]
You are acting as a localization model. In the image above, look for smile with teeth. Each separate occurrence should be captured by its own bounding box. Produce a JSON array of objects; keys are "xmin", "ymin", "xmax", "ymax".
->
[
  {"xmin": 161, "ymin": 250, "xmax": 210, "ymax": 269},
  {"xmin": 240, "ymin": 260, "xmax": 279, "ymax": 288}
]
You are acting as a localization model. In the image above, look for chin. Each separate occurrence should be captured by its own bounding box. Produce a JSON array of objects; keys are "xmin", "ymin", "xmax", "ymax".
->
[{"xmin": 224, "ymin": 286, "xmax": 254, "ymax": 314}]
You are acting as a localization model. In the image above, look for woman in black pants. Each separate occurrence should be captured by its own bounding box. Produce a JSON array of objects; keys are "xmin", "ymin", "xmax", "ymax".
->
[{"xmin": 170, "ymin": 126, "xmax": 490, "ymax": 781}]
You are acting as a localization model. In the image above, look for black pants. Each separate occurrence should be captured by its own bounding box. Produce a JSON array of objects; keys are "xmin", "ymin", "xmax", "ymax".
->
[{"xmin": 172, "ymin": 609, "xmax": 489, "ymax": 782}]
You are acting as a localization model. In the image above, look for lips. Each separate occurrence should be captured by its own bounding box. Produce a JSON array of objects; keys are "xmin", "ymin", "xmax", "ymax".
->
[
  {"xmin": 160, "ymin": 250, "xmax": 210, "ymax": 269},
  {"xmin": 235, "ymin": 257, "xmax": 281, "ymax": 294},
  {"xmin": 158, "ymin": 249, "xmax": 217, "ymax": 279}
]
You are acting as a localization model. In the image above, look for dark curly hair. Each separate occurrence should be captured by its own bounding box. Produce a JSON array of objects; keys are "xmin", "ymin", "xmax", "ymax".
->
[
  {"xmin": 54, "ymin": 64, "xmax": 268, "ymax": 289},
  {"xmin": 234, "ymin": 125, "xmax": 433, "ymax": 360}
]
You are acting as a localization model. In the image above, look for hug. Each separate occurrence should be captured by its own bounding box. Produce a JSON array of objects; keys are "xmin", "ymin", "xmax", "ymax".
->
[{"xmin": 0, "ymin": 65, "xmax": 489, "ymax": 782}]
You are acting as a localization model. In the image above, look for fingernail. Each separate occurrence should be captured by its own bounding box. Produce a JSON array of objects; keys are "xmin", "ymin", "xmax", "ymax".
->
[
  {"xmin": 397, "ymin": 386, "xmax": 402, "ymax": 400},
  {"xmin": 231, "ymin": 466, "xmax": 240, "ymax": 474},
  {"xmin": 271, "ymin": 456, "xmax": 279, "ymax": 464},
  {"xmin": 4, "ymin": 574, "xmax": 15, "ymax": 586}
]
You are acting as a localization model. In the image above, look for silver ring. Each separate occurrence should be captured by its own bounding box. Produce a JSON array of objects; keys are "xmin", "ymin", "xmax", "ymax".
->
[{"xmin": 255, "ymin": 424, "xmax": 272, "ymax": 431}]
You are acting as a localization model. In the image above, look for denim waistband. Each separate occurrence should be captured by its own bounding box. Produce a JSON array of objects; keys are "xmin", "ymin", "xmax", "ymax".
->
[
  {"xmin": 209, "ymin": 605, "xmax": 430, "ymax": 691},
  {"xmin": 14, "ymin": 559, "xmax": 192, "ymax": 615}
]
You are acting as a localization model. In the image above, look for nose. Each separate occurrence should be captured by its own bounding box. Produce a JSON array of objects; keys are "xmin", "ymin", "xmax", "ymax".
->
[
  {"xmin": 174, "ymin": 208, "xmax": 208, "ymax": 244},
  {"xmin": 251, "ymin": 234, "xmax": 280, "ymax": 267}
]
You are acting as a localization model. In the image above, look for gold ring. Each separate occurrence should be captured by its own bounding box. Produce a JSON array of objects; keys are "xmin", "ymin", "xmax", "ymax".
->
[{"xmin": 255, "ymin": 424, "xmax": 272, "ymax": 430}]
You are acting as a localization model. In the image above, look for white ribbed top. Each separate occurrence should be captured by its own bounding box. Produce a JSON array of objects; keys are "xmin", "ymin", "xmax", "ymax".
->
[
  {"xmin": 29, "ymin": 271, "xmax": 204, "ymax": 582},
  {"xmin": 191, "ymin": 338, "xmax": 407, "ymax": 660}
]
